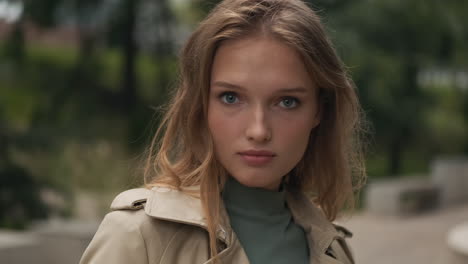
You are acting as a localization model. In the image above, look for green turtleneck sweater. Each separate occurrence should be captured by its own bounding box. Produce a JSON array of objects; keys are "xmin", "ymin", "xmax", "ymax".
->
[{"xmin": 222, "ymin": 177, "xmax": 309, "ymax": 264}]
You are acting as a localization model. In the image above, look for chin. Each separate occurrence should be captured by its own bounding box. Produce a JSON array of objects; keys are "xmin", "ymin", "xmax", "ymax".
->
[{"xmin": 232, "ymin": 173, "xmax": 281, "ymax": 190}]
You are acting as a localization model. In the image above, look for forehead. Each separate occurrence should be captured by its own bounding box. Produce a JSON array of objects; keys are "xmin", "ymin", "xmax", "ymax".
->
[{"xmin": 210, "ymin": 35, "xmax": 315, "ymax": 92}]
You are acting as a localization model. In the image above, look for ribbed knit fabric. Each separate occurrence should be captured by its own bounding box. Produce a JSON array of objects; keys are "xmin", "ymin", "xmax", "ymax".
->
[{"xmin": 222, "ymin": 177, "xmax": 309, "ymax": 264}]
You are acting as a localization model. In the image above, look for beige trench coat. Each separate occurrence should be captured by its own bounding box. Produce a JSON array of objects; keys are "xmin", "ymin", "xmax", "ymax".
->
[{"xmin": 80, "ymin": 186, "xmax": 355, "ymax": 264}]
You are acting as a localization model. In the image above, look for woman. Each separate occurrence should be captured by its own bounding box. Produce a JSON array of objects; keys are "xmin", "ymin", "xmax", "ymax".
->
[{"xmin": 80, "ymin": 0, "xmax": 366, "ymax": 263}]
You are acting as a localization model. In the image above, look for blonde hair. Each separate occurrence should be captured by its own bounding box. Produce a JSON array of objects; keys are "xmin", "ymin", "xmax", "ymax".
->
[{"xmin": 144, "ymin": 0, "xmax": 366, "ymax": 260}]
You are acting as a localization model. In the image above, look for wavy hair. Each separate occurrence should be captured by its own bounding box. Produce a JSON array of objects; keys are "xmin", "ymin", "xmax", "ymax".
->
[{"xmin": 144, "ymin": 0, "xmax": 366, "ymax": 260}]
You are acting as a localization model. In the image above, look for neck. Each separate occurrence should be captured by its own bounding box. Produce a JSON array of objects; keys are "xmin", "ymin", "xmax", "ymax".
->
[{"xmin": 222, "ymin": 176, "xmax": 287, "ymax": 216}]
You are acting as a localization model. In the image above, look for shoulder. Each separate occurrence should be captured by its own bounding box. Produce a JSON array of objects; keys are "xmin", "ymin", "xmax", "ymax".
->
[
  {"xmin": 80, "ymin": 188, "xmax": 200, "ymax": 264},
  {"xmin": 96, "ymin": 188, "xmax": 153, "ymax": 232},
  {"xmin": 110, "ymin": 188, "xmax": 151, "ymax": 210},
  {"xmin": 104, "ymin": 188, "xmax": 194, "ymax": 239},
  {"xmin": 328, "ymin": 223, "xmax": 355, "ymax": 264},
  {"xmin": 333, "ymin": 223, "xmax": 353, "ymax": 238},
  {"xmin": 103, "ymin": 188, "xmax": 163, "ymax": 236},
  {"xmin": 79, "ymin": 197, "xmax": 152, "ymax": 264}
]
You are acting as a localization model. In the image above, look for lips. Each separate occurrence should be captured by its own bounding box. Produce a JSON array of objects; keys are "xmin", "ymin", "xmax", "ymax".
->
[
  {"xmin": 238, "ymin": 149, "xmax": 276, "ymax": 166},
  {"xmin": 238, "ymin": 150, "xmax": 276, "ymax": 156}
]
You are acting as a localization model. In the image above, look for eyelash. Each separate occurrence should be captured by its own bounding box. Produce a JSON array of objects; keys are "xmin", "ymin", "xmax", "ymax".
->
[{"xmin": 218, "ymin": 92, "xmax": 301, "ymax": 109}]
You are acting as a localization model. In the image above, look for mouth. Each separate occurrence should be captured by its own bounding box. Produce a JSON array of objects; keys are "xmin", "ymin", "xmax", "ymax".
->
[
  {"xmin": 238, "ymin": 150, "xmax": 276, "ymax": 156},
  {"xmin": 237, "ymin": 150, "xmax": 276, "ymax": 166}
]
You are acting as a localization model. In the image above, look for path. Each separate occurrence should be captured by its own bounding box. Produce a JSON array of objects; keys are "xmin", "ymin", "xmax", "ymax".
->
[{"xmin": 337, "ymin": 204, "xmax": 468, "ymax": 264}]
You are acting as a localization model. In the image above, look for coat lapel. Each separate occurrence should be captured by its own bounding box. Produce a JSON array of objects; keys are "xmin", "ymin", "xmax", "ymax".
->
[
  {"xmin": 144, "ymin": 186, "xmax": 232, "ymax": 246},
  {"xmin": 144, "ymin": 186, "xmax": 342, "ymax": 264},
  {"xmin": 286, "ymin": 192, "xmax": 342, "ymax": 264}
]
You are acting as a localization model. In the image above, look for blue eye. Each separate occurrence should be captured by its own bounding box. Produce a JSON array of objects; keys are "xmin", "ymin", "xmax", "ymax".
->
[
  {"xmin": 279, "ymin": 97, "xmax": 299, "ymax": 109},
  {"xmin": 220, "ymin": 92, "xmax": 239, "ymax": 104}
]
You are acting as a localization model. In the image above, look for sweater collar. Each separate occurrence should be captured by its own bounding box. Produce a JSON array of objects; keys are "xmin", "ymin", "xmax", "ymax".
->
[{"xmin": 222, "ymin": 176, "xmax": 287, "ymax": 216}]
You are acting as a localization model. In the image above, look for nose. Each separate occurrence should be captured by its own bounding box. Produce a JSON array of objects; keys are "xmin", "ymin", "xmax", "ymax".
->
[{"xmin": 245, "ymin": 105, "xmax": 272, "ymax": 143}]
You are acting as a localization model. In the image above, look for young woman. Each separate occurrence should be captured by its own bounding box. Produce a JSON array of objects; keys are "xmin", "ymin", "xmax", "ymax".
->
[{"xmin": 80, "ymin": 0, "xmax": 366, "ymax": 263}]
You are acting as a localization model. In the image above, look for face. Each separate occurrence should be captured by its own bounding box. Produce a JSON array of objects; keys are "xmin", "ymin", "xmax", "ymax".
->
[{"xmin": 207, "ymin": 35, "xmax": 320, "ymax": 191}]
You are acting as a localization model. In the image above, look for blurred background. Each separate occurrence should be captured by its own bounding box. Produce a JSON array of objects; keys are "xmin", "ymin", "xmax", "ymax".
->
[{"xmin": 0, "ymin": 0, "xmax": 467, "ymax": 263}]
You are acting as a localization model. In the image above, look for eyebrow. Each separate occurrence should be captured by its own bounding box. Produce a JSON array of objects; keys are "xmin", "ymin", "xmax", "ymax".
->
[{"xmin": 211, "ymin": 81, "xmax": 309, "ymax": 94}]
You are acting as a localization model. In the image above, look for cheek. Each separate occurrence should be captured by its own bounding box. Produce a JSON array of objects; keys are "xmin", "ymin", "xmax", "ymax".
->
[
  {"xmin": 279, "ymin": 122, "xmax": 312, "ymax": 146},
  {"xmin": 276, "ymin": 110, "xmax": 315, "ymax": 136},
  {"xmin": 275, "ymin": 115, "xmax": 314, "ymax": 158},
  {"xmin": 207, "ymin": 104, "xmax": 239, "ymax": 147},
  {"xmin": 207, "ymin": 110, "xmax": 219, "ymax": 142}
]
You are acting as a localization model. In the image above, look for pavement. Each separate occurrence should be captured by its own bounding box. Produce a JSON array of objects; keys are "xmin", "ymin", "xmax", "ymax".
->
[
  {"xmin": 337, "ymin": 203, "xmax": 468, "ymax": 264},
  {"xmin": 2, "ymin": 203, "xmax": 467, "ymax": 264}
]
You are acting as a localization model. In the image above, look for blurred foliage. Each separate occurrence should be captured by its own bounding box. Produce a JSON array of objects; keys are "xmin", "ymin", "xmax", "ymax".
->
[
  {"xmin": 308, "ymin": 0, "xmax": 468, "ymax": 176},
  {"xmin": 0, "ymin": 164, "xmax": 47, "ymax": 229},
  {"xmin": 0, "ymin": 0, "xmax": 176, "ymax": 227},
  {"xmin": 0, "ymin": 0, "xmax": 467, "ymax": 226}
]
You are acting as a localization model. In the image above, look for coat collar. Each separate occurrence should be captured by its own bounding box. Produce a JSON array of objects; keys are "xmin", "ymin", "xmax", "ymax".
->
[
  {"xmin": 285, "ymin": 192, "xmax": 342, "ymax": 263},
  {"xmin": 110, "ymin": 186, "xmax": 341, "ymax": 262},
  {"xmin": 143, "ymin": 186, "xmax": 232, "ymax": 244},
  {"xmin": 144, "ymin": 186, "xmax": 339, "ymax": 255}
]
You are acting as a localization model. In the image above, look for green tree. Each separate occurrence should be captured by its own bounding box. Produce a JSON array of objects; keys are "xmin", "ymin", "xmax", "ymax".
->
[{"xmin": 311, "ymin": 0, "xmax": 465, "ymax": 175}]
